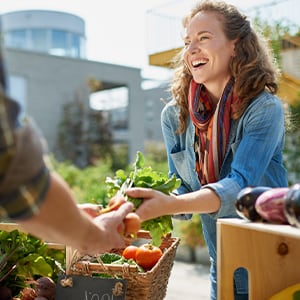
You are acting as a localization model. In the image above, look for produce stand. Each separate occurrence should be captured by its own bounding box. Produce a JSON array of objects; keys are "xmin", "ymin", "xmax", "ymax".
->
[
  {"xmin": 65, "ymin": 230, "xmax": 180, "ymax": 300},
  {"xmin": 217, "ymin": 218, "xmax": 300, "ymax": 300}
]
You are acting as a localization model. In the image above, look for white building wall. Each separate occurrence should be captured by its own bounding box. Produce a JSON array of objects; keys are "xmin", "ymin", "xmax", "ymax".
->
[
  {"xmin": 3, "ymin": 48, "xmax": 145, "ymax": 163},
  {"xmin": 281, "ymin": 49, "xmax": 300, "ymax": 80}
]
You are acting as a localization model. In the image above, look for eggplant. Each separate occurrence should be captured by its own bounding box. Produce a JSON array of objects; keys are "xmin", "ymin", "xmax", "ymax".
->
[
  {"xmin": 235, "ymin": 186, "xmax": 272, "ymax": 221},
  {"xmin": 284, "ymin": 183, "xmax": 300, "ymax": 228},
  {"xmin": 255, "ymin": 187, "xmax": 289, "ymax": 224},
  {"xmin": 0, "ymin": 286, "xmax": 12, "ymax": 300}
]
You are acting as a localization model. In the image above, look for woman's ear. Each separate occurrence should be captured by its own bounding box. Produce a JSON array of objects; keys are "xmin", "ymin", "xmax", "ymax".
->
[{"xmin": 231, "ymin": 39, "xmax": 238, "ymax": 57}]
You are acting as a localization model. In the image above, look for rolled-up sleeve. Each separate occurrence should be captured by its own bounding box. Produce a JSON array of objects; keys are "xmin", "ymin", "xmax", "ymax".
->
[{"xmin": 204, "ymin": 178, "xmax": 241, "ymax": 219}]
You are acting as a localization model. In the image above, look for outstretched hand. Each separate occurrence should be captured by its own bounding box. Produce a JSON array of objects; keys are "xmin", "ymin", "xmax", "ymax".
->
[
  {"xmin": 94, "ymin": 202, "xmax": 134, "ymax": 250},
  {"xmin": 126, "ymin": 187, "xmax": 176, "ymax": 221},
  {"xmin": 79, "ymin": 200, "xmax": 134, "ymax": 253}
]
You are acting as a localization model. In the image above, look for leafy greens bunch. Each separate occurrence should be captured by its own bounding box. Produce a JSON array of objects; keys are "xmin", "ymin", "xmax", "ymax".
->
[
  {"xmin": 105, "ymin": 151, "xmax": 181, "ymax": 246},
  {"xmin": 0, "ymin": 229, "xmax": 65, "ymax": 296}
]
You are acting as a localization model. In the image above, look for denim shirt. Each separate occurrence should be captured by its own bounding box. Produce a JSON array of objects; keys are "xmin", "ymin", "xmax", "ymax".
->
[{"xmin": 161, "ymin": 91, "xmax": 288, "ymax": 299}]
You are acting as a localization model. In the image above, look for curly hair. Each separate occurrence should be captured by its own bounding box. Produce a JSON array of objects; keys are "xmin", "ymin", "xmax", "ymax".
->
[{"xmin": 169, "ymin": 0, "xmax": 280, "ymax": 133}]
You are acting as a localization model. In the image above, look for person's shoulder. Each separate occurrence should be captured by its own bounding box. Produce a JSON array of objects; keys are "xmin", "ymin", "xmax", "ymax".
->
[
  {"xmin": 161, "ymin": 99, "xmax": 181, "ymax": 125},
  {"xmin": 161, "ymin": 98, "xmax": 179, "ymax": 114},
  {"xmin": 249, "ymin": 91, "xmax": 284, "ymax": 110},
  {"xmin": 254, "ymin": 90, "xmax": 282, "ymax": 102}
]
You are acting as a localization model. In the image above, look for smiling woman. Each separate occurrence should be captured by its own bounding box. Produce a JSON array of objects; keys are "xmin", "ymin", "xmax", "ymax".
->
[
  {"xmin": 125, "ymin": 1, "xmax": 289, "ymax": 300},
  {"xmin": 182, "ymin": 10, "xmax": 237, "ymax": 103}
]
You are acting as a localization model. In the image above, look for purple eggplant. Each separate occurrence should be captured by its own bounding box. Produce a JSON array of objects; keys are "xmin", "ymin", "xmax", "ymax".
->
[
  {"xmin": 284, "ymin": 183, "xmax": 300, "ymax": 228},
  {"xmin": 235, "ymin": 186, "xmax": 272, "ymax": 221},
  {"xmin": 255, "ymin": 187, "xmax": 289, "ymax": 224}
]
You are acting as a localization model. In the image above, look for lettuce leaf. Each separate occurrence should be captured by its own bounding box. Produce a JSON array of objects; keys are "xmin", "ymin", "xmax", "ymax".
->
[{"xmin": 105, "ymin": 151, "xmax": 181, "ymax": 246}]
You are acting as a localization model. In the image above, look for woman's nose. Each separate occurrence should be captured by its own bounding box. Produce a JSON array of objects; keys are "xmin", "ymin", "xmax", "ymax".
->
[{"xmin": 187, "ymin": 41, "xmax": 200, "ymax": 54}]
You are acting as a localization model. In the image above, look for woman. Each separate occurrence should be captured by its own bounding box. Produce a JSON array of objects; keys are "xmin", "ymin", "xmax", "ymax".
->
[{"xmin": 127, "ymin": 1, "xmax": 288, "ymax": 299}]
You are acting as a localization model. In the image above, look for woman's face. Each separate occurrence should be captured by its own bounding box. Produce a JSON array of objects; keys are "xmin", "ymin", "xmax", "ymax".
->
[{"xmin": 183, "ymin": 11, "xmax": 236, "ymax": 94}]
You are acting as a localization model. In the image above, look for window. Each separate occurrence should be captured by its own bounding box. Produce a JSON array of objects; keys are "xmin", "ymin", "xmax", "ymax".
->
[
  {"xmin": 7, "ymin": 75, "xmax": 27, "ymax": 120},
  {"xmin": 70, "ymin": 33, "xmax": 80, "ymax": 57},
  {"xmin": 30, "ymin": 29, "xmax": 48, "ymax": 52},
  {"xmin": 5, "ymin": 30, "xmax": 27, "ymax": 49},
  {"xmin": 50, "ymin": 29, "xmax": 67, "ymax": 56}
]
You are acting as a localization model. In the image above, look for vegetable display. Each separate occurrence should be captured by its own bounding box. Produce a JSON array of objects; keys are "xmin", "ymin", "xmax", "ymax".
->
[
  {"xmin": 0, "ymin": 229, "xmax": 64, "ymax": 299},
  {"xmin": 235, "ymin": 183, "xmax": 300, "ymax": 228},
  {"xmin": 105, "ymin": 151, "xmax": 181, "ymax": 246},
  {"xmin": 284, "ymin": 183, "xmax": 300, "ymax": 228},
  {"xmin": 255, "ymin": 187, "xmax": 289, "ymax": 224},
  {"xmin": 121, "ymin": 243, "xmax": 163, "ymax": 271},
  {"xmin": 122, "ymin": 245, "xmax": 139, "ymax": 261},
  {"xmin": 135, "ymin": 244, "xmax": 163, "ymax": 270},
  {"xmin": 235, "ymin": 186, "xmax": 271, "ymax": 221}
]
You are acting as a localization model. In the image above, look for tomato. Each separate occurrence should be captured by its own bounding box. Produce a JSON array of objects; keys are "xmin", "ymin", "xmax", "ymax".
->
[
  {"xmin": 123, "ymin": 212, "xmax": 141, "ymax": 237},
  {"xmin": 116, "ymin": 212, "xmax": 140, "ymax": 236},
  {"xmin": 135, "ymin": 243, "xmax": 163, "ymax": 270},
  {"xmin": 122, "ymin": 245, "xmax": 139, "ymax": 260}
]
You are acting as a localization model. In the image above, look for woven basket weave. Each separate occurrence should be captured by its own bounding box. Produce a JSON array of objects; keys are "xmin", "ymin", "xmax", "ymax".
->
[{"xmin": 66, "ymin": 231, "xmax": 180, "ymax": 300}]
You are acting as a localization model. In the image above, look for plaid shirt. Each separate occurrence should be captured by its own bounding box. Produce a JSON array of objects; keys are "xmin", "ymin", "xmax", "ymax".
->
[{"xmin": 0, "ymin": 49, "xmax": 50, "ymax": 220}]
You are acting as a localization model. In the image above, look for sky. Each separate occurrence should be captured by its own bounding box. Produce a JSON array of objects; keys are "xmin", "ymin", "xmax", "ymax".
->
[{"xmin": 0, "ymin": 0, "xmax": 298, "ymax": 80}]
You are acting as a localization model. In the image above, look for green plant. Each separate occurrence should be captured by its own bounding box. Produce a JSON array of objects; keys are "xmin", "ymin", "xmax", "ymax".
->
[
  {"xmin": 178, "ymin": 214, "xmax": 205, "ymax": 262},
  {"xmin": 284, "ymin": 102, "xmax": 300, "ymax": 184},
  {"xmin": 0, "ymin": 230, "xmax": 65, "ymax": 297},
  {"xmin": 105, "ymin": 151, "xmax": 181, "ymax": 246},
  {"xmin": 51, "ymin": 155, "xmax": 114, "ymax": 205},
  {"xmin": 57, "ymin": 95, "xmax": 113, "ymax": 168}
]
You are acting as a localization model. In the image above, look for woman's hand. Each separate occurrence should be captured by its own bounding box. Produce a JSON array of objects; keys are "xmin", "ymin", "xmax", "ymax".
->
[{"xmin": 126, "ymin": 187, "xmax": 176, "ymax": 221}]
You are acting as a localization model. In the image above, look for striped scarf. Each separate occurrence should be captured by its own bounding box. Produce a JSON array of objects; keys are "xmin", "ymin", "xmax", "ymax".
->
[{"xmin": 188, "ymin": 77, "xmax": 236, "ymax": 184}]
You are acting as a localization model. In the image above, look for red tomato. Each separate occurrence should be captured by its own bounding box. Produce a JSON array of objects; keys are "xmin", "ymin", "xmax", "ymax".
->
[
  {"xmin": 122, "ymin": 245, "xmax": 139, "ymax": 260},
  {"xmin": 135, "ymin": 243, "xmax": 163, "ymax": 270},
  {"xmin": 123, "ymin": 212, "xmax": 141, "ymax": 237}
]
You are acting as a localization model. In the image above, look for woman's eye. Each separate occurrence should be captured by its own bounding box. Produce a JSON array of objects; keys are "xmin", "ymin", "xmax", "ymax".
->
[{"xmin": 199, "ymin": 36, "xmax": 209, "ymax": 41}]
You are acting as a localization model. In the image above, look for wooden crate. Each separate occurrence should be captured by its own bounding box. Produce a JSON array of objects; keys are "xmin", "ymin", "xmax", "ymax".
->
[{"xmin": 217, "ymin": 218, "xmax": 300, "ymax": 300}]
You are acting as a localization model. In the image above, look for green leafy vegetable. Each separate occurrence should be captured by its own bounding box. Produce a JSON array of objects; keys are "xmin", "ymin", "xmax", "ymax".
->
[
  {"xmin": 98, "ymin": 253, "xmax": 122, "ymax": 264},
  {"xmin": 89, "ymin": 253, "xmax": 144, "ymax": 277},
  {"xmin": 0, "ymin": 229, "xmax": 65, "ymax": 297},
  {"xmin": 106, "ymin": 151, "xmax": 181, "ymax": 246}
]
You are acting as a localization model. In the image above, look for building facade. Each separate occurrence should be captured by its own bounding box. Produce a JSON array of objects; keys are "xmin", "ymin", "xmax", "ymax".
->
[{"xmin": 1, "ymin": 10, "xmax": 168, "ymax": 163}]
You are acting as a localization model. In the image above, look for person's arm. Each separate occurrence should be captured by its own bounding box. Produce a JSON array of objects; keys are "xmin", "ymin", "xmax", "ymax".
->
[
  {"xmin": 0, "ymin": 45, "xmax": 134, "ymax": 254},
  {"xmin": 126, "ymin": 187, "xmax": 220, "ymax": 222},
  {"xmin": 19, "ymin": 172, "xmax": 133, "ymax": 255}
]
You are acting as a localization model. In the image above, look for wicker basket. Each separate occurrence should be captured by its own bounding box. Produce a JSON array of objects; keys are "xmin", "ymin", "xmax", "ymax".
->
[{"xmin": 66, "ymin": 231, "xmax": 180, "ymax": 300}]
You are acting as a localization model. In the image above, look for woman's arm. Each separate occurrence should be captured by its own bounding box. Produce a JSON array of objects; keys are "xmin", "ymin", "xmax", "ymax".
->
[{"xmin": 127, "ymin": 187, "xmax": 220, "ymax": 222}]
